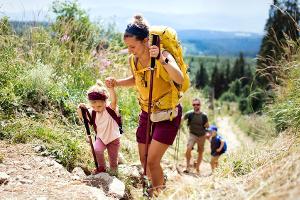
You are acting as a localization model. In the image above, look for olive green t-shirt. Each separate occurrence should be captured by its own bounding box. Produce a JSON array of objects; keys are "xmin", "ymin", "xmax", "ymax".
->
[{"xmin": 184, "ymin": 111, "xmax": 208, "ymax": 137}]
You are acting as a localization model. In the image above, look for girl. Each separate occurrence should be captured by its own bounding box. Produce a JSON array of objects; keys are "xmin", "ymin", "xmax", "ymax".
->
[{"xmin": 77, "ymin": 80, "xmax": 121, "ymax": 174}]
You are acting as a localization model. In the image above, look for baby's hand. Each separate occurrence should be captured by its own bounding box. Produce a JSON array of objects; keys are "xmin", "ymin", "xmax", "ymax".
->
[{"xmin": 78, "ymin": 103, "xmax": 87, "ymax": 109}]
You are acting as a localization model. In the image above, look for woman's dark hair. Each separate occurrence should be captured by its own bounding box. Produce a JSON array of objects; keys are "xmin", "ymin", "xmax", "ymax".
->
[{"xmin": 124, "ymin": 14, "xmax": 149, "ymax": 41}]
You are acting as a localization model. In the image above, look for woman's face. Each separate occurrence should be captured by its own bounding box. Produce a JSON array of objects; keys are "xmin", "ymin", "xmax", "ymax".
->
[
  {"xmin": 89, "ymin": 100, "xmax": 106, "ymax": 112},
  {"xmin": 124, "ymin": 37, "xmax": 148, "ymax": 58}
]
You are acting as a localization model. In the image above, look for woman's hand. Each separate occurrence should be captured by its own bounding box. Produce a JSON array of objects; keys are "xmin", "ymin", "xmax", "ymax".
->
[{"xmin": 149, "ymin": 45, "xmax": 160, "ymax": 59}]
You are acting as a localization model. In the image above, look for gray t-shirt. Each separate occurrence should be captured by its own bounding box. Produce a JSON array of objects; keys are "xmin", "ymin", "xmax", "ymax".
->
[{"xmin": 184, "ymin": 111, "xmax": 208, "ymax": 137}]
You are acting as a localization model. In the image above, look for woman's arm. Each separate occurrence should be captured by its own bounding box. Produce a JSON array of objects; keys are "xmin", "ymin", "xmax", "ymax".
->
[
  {"xmin": 116, "ymin": 76, "xmax": 135, "ymax": 87},
  {"xmin": 159, "ymin": 51, "xmax": 184, "ymax": 84},
  {"xmin": 149, "ymin": 45, "xmax": 184, "ymax": 84}
]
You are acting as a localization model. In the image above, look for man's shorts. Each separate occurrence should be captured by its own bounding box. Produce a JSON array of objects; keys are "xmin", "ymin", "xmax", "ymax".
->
[
  {"xmin": 136, "ymin": 105, "xmax": 182, "ymax": 145},
  {"xmin": 187, "ymin": 133, "xmax": 206, "ymax": 152}
]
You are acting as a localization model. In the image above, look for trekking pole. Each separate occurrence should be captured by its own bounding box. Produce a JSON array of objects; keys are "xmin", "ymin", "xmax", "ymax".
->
[
  {"xmin": 80, "ymin": 107, "xmax": 98, "ymax": 169},
  {"xmin": 143, "ymin": 34, "xmax": 159, "ymax": 195},
  {"xmin": 174, "ymin": 126, "xmax": 182, "ymax": 175}
]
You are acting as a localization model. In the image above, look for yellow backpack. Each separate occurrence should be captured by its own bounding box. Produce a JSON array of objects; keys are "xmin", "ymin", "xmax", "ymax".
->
[{"xmin": 149, "ymin": 26, "xmax": 190, "ymax": 95}]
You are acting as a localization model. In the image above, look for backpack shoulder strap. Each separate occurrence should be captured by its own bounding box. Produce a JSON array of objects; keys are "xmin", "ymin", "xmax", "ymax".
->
[
  {"xmin": 187, "ymin": 111, "xmax": 194, "ymax": 125},
  {"xmin": 106, "ymin": 107, "xmax": 123, "ymax": 134},
  {"xmin": 201, "ymin": 112, "xmax": 208, "ymax": 127},
  {"xmin": 91, "ymin": 110, "xmax": 97, "ymax": 133}
]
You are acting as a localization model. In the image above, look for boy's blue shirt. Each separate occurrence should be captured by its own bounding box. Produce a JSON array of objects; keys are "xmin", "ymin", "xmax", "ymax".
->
[{"xmin": 211, "ymin": 135, "xmax": 227, "ymax": 156}]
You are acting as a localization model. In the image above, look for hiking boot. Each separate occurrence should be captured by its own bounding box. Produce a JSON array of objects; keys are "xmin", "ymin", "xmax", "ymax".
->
[{"xmin": 92, "ymin": 166, "xmax": 106, "ymax": 174}]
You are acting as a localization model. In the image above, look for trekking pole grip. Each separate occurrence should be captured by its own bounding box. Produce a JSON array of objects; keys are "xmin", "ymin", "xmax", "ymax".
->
[
  {"xmin": 80, "ymin": 107, "xmax": 91, "ymax": 136},
  {"xmin": 151, "ymin": 34, "xmax": 159, "ymax": 69}
]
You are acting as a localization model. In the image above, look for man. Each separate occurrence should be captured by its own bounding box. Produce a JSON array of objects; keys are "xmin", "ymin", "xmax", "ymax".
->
[{"xmin": 183, "ymin": 98, "xmax": 209, "ymax": 174}]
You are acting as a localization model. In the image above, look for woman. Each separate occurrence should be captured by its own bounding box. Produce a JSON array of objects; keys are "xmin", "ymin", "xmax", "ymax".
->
[{"xmin": 106, "ymin": 14, "xmax": 183, "ymax": 196}]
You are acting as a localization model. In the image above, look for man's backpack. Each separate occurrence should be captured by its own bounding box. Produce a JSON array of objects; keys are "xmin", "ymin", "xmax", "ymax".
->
[
  {"xmin": 85, "ymin": 107, "xmax": 123, "ymax": 134},
  {"xmin": 149, "ymin": 26, "xmax": 190, "ymax": 94}
]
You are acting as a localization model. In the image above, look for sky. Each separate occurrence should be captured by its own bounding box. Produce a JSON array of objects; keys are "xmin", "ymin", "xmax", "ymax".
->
[{"xmin": 0, "ymin": 0, "xmax": 273, "ymax": 33}]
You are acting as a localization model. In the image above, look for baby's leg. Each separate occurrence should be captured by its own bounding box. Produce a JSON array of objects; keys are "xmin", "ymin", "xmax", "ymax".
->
[
  {"xmin": 107, "ymin": 138, "xmax": 120, "ymax": 171},
  {"xmin": 94, "ymin": 138, "xmax": 107, "ymax": 169}
]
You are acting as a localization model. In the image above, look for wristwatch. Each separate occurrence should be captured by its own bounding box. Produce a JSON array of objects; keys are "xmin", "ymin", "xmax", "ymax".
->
[{"xmin": 161, "ymin": 57, "xmax": 169, "ymax": 65}]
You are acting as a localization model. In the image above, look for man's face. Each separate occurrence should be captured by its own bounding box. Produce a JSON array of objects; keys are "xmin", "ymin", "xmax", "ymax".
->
[{"xmin": 192, "ymin": 100, "xmax": 201, "ymax": 112}]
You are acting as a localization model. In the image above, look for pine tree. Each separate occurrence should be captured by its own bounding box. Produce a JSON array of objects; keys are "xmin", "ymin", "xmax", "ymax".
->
[
  {"xmin": 210, "ymin": 65, "xmax": 223, "ymax": 98},
  {"xmin": 225, "ymin": 59, "xmax": 231, "ymax": 88},
  {"xmin": 195, "ymin": 63, "xmax": 209, "ymax": 88},
  {"xmin": 257, "ymin": 0, "xmax": 300, "ymax": 87},
  {"xmin": 231, "ymin": 52, "xmax": 245, "ymax": 82}
]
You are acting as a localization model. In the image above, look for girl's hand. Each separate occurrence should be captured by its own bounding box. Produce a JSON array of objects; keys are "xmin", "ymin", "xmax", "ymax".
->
[
  {"xmin": 149, "ymin": 45, "xmax": 160, "ymax": 58},
  {"xmin": 78, "ymin": 103, "xmax": 87, "ymax": 109}
]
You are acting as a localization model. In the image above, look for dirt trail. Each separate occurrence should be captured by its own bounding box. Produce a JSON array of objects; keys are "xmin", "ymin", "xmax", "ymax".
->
[{"xmin": 153, "ymin": 115, "xmax": 254, "ymax": 199}]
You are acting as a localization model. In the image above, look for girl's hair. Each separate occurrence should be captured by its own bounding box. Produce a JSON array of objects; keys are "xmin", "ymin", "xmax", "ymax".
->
[
  {"xmin": 87, "ymin": 80, "xmax": 109, "ymax": 100},
  {"xmin": 124, "ymin": 14, "xmax": 149, "ymax": 41}
]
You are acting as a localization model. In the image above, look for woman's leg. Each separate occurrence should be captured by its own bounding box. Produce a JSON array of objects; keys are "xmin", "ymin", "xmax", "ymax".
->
[
  {"xmin": 147, "ymin": 139, "xmax": 169, "ymax": 193},
  {"xmin": 138, "ymin": 143, "xmax": 152, "ymax": 180},
  {"xmin": 107, "ymin": 138, "xmax": 120, "ymax": 171},
  {"xmin": 94, "ymin": 138, "xmax": 107, "ymax": 170}
]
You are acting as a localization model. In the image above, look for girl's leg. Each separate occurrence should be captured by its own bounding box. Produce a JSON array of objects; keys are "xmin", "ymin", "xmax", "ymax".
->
[
  {"xmin": 147, "ymin": 139, "xmax": 169, "ymax": 194},
  {"xmin": 107, "ymin": 138, "xmax": 120, "ymax": 171},
  {"xmin": 94, "ymin": 138, "xmax": 107, "ymax": 170}
]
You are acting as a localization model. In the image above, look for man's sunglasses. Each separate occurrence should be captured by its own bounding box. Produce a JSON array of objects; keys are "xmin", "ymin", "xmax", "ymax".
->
[{"xmin": 193, "ymin": 103, "xmax": 200, "ymax": 106}]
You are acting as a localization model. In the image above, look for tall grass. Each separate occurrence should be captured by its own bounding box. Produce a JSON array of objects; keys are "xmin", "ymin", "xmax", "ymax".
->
[{"xmin": 266, "ymin": 40, "xmax": 300, "ymax": 133}]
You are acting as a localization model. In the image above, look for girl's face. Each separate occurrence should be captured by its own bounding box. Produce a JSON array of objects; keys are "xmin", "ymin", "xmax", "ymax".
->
[
  {"xmin": 90, "ymin": 100, "xmax": 106, "ymax": 112},
  {"xmin": 124, "ymin": 37, "xmax": 148, "ymax": 58}
]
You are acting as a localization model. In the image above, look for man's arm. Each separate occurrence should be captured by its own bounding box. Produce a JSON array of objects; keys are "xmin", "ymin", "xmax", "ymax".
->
[{"xmin": 203, "ymin": 114, "xmax": 209, "ymax": 128}]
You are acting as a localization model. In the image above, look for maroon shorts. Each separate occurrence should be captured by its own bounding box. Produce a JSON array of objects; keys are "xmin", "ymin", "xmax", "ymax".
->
[{"xmin": 136, "ymin": 105, "xmax": 182, "ymax": 145}]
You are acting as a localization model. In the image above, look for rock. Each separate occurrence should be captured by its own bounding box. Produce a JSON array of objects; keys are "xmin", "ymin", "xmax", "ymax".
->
[
  {"xmin": 71, "ymin": 175, "xmax": 81, "ymax": 180},
  {"xmin": 35, "ymin": 197, "xmax": 48, "ymax": 200},
  {"xmin": 40, "ymin": 151, "xmax": 50, "ymax": 156},
  {"xmin": 72, "ymin": 167, "xmax": 86, "ymax": 178},
  {"xmin": 89, "ymin": 173, "xmax": 125, "ymax": 198},
  {"xmin": 0, "ymin": 172, "xmax": 9, "ymax": 185},
  {"xmin": 22, "ymin": 164, "xmax": 31, "ymax": 170},
  {"xmin": 118, "ymin": 165, "xmax": 140, "ymax": 178},
  {"xmin": 20, "ymin": 178, "xmax": 33, "ymax": 184},
  {"xmin": 118, "ymin": 153, "xmax": 126, "ymax": 164},
  {"xmin": 33, "ymin": 145, "xmax": 46, "ymax": 153}
]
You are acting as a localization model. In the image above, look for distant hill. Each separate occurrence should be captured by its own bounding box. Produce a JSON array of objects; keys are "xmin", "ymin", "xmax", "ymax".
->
[
  {"xmin": 178, "ymin": 29, "xmax": 263, "ymax": 57},
  {"xmin": 8, "ymin": 21, "xmax": 262, "ymax": 57},
  {"xmin": 9, "ymin": 21, "xmax": 50, "ymax": 34}
]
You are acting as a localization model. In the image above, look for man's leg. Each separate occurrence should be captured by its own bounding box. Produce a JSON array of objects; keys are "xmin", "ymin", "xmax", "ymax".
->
[
  {"xmin": 185, "ymin": 134, "xmax": 196, "ymax": 172},
  {"xmin": 195, "ymin": 135, "xmax": 206, "ymax": 173}
]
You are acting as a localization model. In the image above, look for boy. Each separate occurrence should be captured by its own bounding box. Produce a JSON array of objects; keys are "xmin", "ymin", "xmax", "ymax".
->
[{"xmin": 207, "ymin": 125, "xmax": 227, "ymax": 172}]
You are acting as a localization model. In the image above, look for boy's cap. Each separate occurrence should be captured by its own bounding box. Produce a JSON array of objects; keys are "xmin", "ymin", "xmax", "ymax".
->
[{"xmin": 208, "ymin": 125, "xmax": 218, "ymax": 132}]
